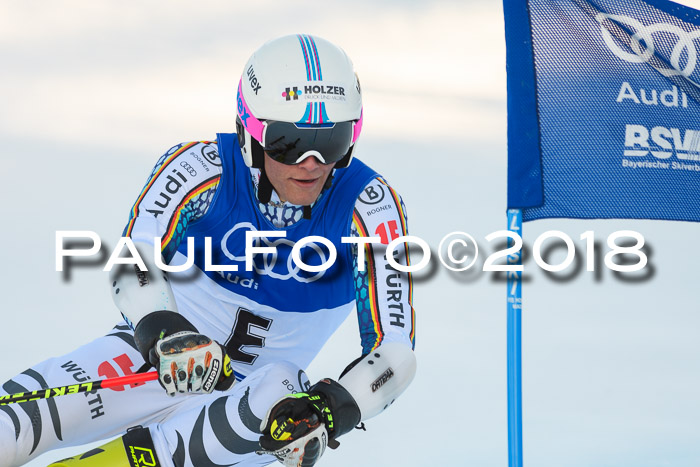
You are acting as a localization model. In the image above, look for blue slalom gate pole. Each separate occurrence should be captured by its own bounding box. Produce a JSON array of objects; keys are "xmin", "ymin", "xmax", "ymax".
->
[{"xmin": 506, "ymin": 208, "xmax": 523, "ymax": 467}]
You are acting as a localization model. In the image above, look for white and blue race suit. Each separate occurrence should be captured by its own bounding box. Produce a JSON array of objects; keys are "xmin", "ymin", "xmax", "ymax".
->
[{"xmin": 0, "ymin": 134, "xmax": 415, "ymax": 467}]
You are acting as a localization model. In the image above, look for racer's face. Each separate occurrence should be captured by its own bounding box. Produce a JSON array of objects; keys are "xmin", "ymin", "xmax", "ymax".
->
[{"xmin": 264, "ymin": 153, "xmax": 335, "ymax": 205}]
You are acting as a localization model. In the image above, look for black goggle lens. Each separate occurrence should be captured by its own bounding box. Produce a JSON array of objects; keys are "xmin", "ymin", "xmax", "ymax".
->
[{"xmin": 263, "ymin": 121, "xmax": 354, "ymax": 165}]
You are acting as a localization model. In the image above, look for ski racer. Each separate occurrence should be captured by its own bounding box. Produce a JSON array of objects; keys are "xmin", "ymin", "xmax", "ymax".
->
[{"xmin": 0, "ymin": 34, "xmax": 416, "ymax": 467}]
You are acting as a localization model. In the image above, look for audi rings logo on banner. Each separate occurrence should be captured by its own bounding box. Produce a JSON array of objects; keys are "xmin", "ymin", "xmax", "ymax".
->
[
  {"xmin": 220, "ymin": 222, "xmax": 329, "ymax": 283},
  {"xmin": 595, "ymin": 13, "xmax": 700, "ymax": 83}
]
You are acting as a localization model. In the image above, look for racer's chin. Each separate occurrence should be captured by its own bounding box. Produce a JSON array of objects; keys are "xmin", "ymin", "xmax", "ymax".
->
[{"xmin": 284, "ymin": 176, "xmax": 326, "ymax": 205}]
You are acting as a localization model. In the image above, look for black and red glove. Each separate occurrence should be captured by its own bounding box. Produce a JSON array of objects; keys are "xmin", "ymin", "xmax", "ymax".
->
[{"xmin": 257, "ymin": 379, "xmax": 360, "ymax": 466}]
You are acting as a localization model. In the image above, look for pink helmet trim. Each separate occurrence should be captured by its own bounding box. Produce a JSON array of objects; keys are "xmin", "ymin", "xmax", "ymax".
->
[
  {"xmin": 237, "ymin": 79, "xmax": 265, "ymax": 143},
  {"xmin": 352, "ymin": 109, "xmax": 363, "ymax": 143}
]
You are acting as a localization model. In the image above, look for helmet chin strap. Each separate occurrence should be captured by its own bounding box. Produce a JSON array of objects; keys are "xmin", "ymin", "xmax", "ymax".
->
[
  {"xmin": 251, "ymin": 135, "xmax": 276, "ymax": 205},
  {"xmin": 257, "ymin": 168, "xmax": 274, "ymax": 204}
]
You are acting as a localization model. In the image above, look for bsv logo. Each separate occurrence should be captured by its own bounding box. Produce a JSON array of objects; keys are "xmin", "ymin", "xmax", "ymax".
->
[
  {"xmin": 596, "ymin": 13, "xmax": 700, "ymax": 83},
  {"xmin": 624, "ymin": 124, "xmax": 700, "ymax": 161}
]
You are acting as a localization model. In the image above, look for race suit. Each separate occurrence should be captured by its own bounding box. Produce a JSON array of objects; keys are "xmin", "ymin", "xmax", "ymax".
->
[{"xmin": 0, "ymin": 134, "xmax": 415, "ymax": 467}]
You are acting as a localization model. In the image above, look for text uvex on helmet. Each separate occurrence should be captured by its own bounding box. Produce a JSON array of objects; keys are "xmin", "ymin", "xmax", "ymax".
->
[{"xmin": 236, "ymin": 34, "xmax": 363, "ymax": 169}]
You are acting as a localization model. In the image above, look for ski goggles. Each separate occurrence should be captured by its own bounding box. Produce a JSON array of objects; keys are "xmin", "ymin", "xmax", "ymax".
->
[
  {"xmin": 237, "ymin": 80, "xmax": 362, "ymax": 165},
  {"xmin": 263, "ymin": 120, "xmax": 358, "ymax": 165}
]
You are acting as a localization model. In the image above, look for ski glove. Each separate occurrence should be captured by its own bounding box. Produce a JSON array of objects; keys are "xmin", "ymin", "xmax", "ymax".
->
[
  {"xmin": 133, "ymin": 310, "xmax": 235, "ymax": 396},
  {"xmin": 257, "ymin": 379, "xmax": 360, "ymax": 467},
  {"xmin": 152, "ymin": 331, "xmax": 234, "ymax": 395}
]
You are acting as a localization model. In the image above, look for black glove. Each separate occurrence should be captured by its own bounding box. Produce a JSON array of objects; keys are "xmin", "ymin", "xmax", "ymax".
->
[{"xmin": 257, "ymin": 379, "xmax": 361, "ymax": 466}]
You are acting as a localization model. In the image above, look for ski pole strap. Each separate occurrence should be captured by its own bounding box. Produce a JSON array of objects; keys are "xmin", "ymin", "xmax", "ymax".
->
[{"xmin": 0, "ymin": 371, "xmax": 158, "ymax": 406}]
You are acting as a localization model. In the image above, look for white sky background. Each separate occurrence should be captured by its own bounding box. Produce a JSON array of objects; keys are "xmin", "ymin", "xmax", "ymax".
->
[{"xmin": 1, "ymin": 0, "xmax": 699, "ymax": 466}]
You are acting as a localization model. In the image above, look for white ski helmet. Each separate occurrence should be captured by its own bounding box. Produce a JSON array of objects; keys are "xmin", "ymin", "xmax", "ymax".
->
[{"xmin": 235, "ymin": 34, "xmax": 363, "ymax": 169}]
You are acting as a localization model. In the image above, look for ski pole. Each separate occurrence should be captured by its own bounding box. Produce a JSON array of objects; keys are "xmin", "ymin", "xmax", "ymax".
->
[{"xmin": 0, "ymin": 371, "xmax": 159, "ymax": 406}]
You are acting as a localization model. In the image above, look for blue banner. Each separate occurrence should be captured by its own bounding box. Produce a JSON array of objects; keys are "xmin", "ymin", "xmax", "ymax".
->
[{"xmin": 504, "ymin": 0, "xmax": 700, "ymax": 222}]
